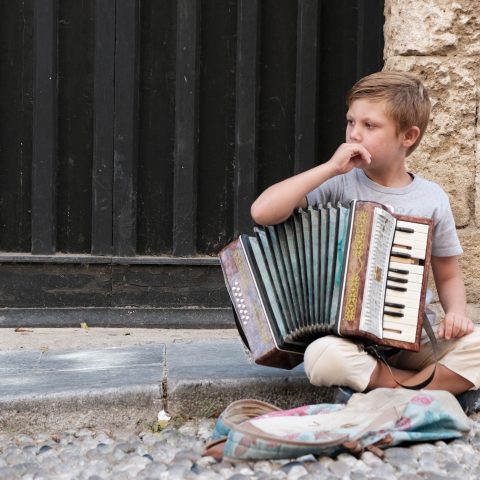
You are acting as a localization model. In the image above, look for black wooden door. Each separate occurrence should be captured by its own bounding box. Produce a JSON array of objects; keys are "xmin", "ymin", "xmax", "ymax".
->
[{"xmin": 0, "ymin": 0, "xmax": 384, "ymax": 324}]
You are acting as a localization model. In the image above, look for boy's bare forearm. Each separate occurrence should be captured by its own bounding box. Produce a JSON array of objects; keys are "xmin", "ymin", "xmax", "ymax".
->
[
  {"xmin": 250, "ymin": 162, "xmax": 338, "ymax": 225},
  {"xmin": 432, "ymin": 256, "xmax": 467, "ymax": 315},
  {"xmin": 437, "ymin": 275, "xmax": 467, "ymax": 315},
  {"xmin": 436, "ymin": 274, "xmax": 473, "ymax": 339},
  {"xmin": 431, "ymin": 256, "xmax": 472, "ymax": 339}
]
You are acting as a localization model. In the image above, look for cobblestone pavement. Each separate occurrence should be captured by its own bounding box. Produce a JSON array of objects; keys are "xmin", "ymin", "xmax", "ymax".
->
[{"xmin": 1, "ymin": 412, "xmax": 480, "ymax": 480}]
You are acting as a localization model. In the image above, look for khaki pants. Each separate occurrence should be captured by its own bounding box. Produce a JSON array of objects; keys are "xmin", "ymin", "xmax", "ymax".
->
[{"xmin": 304, "ymin": 325, "xmax": 480, "ymax": 392}]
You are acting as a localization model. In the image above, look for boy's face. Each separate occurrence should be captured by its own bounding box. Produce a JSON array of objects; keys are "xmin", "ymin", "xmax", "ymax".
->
[{"xmin": 345, "ymin": 99, "xmax": 407, "ymax": 170}]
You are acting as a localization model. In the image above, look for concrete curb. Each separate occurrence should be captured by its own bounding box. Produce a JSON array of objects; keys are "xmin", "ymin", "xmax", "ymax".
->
[
  {"xmin": 0, "ymin": 386, "xmax": 163, "ymax": 434},
  {"xmin": 0, "ymin": 339, "xmax": 330, "ymax": 434},
  {"xmin": 1, "ymin": 336, "xmax": 479, "ymax": 434}
]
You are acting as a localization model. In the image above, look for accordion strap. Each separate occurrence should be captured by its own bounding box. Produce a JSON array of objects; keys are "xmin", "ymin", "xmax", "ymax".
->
[{"xmin": 368, "ymin": 313, "xmax": 438, "ymax": 390}]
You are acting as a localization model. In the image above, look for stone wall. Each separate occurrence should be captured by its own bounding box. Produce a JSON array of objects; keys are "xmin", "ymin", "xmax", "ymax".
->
[{"xmin": 383, "ymin": 0, "xmax": 480, "ymax": 302}]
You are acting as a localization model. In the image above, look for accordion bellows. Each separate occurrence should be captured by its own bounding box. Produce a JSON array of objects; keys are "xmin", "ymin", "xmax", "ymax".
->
[{"xmin": 219, "ymin": 200, "xmax": 433, "ymax": 369}]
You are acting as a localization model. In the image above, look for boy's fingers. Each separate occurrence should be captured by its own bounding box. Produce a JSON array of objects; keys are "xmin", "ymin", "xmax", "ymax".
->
[
  {"xmin": 443, "ymin": 315, "xmax": 473, "ymax": 339},
  {"xmin": 459, "ymin": 320, "xmax": 466, "ymax": 337},
  {"xmin": 351, "ymin": 152, "xmax": 371, "ymax": 167},
  {"xmin": 453, "ymin": 315, "xmax": 464, "ymax": 337},
  {"xmin": 463, "ymin": 318, "xmax": 474, "ymax": 335},
  {"xmin": 437, "ymin": 321, "xmax": 445, "ymax": 338},
  {"xmin": 443, "ymin": 317, "xmax": 453, "ymax": 340},
  {"xmin": 351, "ymin": 144, "xmax": 371, "ymax": 161},
  {"xmin": 455, "ymin": 316, "xmax": 474, "ymax": 337},
  {"xmin": 452, "ymin": 316, "xmax": 462, "ymax": 337}
]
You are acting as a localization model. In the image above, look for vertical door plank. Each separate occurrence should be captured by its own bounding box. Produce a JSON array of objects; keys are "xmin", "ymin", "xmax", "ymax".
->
[
  {"xmin": 92, "ymin": 0, "xmax": 115, "ymax": 255},
  {"xmin": 32, "ymin": 0, "xmax": 58, "ymax": 254},
  {"xmin": 294, "ymin": 0, "xmax": 319, "ymax": 174},
  {"xmin": 173, "ymin": 0, "xmax": 201, "ymax": 256},
  {"xmin": 113, "ymin": 0, "xmax": 139, "ymax": 256},
  {"xmin": 137, "ymin": 0, "xmax": 177, "ymax": 255},
  {"xmin": 233, "ymin": 0, "xmax": 259, "ymax": 235},
  {"xmin": 0, "ymin": 1, "xmax": 33, "ymax": 252}
]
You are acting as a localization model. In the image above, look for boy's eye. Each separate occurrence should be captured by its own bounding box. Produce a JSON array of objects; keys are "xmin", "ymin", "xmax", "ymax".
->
[
  {"xmin": 366, "ymin": 122, "xmax": 375, "ymax": 129},
  {"xmin": 346, "ymin": 119, "xmax": 354, "ymax": 126}
]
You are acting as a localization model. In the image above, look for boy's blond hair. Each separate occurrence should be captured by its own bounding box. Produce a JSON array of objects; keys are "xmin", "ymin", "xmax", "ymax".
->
[{"xmin": 346, "ymin": 71, "xmax": 431, "ymax": 155}]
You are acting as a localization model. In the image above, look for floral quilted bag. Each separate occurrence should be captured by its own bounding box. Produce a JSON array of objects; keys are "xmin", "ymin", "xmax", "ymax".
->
[{"xmin": 204, "ymin": 388, "xmax": 471, "ymax": 461}]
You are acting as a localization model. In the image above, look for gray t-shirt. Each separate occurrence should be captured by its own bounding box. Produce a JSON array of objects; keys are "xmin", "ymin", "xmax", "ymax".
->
[{"xmin": 306, "ymin": 168, "xmax": 462, "ymax": 257}]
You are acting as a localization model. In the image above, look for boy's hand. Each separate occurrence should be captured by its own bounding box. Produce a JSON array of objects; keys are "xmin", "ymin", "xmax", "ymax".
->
[
  {"xmin": 328, "ymin": 143, "xmax": 372, "ymax": 175},
  {"xmin": 438, "ymin": 312, "xmax": 474, "ymax": 340}
]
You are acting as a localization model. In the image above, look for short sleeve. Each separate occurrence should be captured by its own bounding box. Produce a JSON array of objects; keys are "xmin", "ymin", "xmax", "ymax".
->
[
  {"xmin": 431, "ymin": 190, "xmax": 463, "ymax": 257},
  {"xmin": 306, "ymin": 175, "xmax": 344, "ymax": 207}
]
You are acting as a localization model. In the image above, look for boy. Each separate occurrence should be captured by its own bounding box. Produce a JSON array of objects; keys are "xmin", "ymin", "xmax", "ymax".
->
[{"xmin": 250, "ymin": 71, "xmax": 479, "ymax": 396}]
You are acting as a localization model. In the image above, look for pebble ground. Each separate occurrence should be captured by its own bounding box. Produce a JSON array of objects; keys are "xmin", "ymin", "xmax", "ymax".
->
[{"xmin": 1, "ymin": 412, "xmax": 480, "ymax": 479}]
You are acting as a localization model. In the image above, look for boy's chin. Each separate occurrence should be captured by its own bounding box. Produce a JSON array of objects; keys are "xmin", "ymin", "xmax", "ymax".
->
[{"xmin": 360, "ymin": 159, "xmax": 382, "ymax": 171}]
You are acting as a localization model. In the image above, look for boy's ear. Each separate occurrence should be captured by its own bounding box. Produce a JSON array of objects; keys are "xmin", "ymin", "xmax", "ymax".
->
[{"xmin": 402, "ymin": 126, "xmax": 421, "ymax": 148}]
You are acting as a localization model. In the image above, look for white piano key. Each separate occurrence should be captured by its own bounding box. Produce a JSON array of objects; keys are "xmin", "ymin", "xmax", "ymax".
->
[
  {"xmin": 387, "ymin": 273, "xmax": 423, "ymax": 285},
  {"xmin": 391, "ymin": 247, "xmax": 426, "ymax": 260},
  {"xmin": 383, "ymin": 333, "xmax": 417, "ymax": 343},
  {"xmin": 386, "ymin": 288, "xmax": 421, "ymax": 301},
  {"xmin": 383, "ymin": 305, "xmax": 419, "ymax": 316},
  {"xmin": 385, "ymin": 291, "xmax": 421, "ymax": 309},
  {"xmin": 383, "ymin": 320, "xmax": 418, "ymax": 334},
  {"xmin": 389, "ymin": 256, "xmax": 419, "ymax": 265},
  {"xmin": 394, "ymin": 228, "xmax": 428, "ymax": 238},
  {"xmin": 381, "ymin": 322, "xmax": 407, "ymax": 332},
  {"xmin": 382, "ymin": 323, "xmax": 417, "ymax": 343},
  {"xmin": 387, "ymin": 280, "xmax": 422, "ymax": 293},
  {"xmin": 383, "ymin": 312, "xmax": 419, "ymax": 326},
  {"xmin": 393, "ymin": 231, "xmax": 428, "ymax": 247},
  {"xmin": 396, "ymin": 220, "xmax": 430, "ymax": 234},
  {"xmin": 392, "ymin": 239, "xmax": 428, "ymax": 254},
  {"xmin": 388, "ymin": 262, "xmax": 424, "ymax": 276}
]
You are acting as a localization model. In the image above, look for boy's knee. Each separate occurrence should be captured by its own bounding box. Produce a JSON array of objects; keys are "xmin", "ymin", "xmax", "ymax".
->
[{"xmin": 304, "ymin": 336, "xmax": 357, "ymax": 387}]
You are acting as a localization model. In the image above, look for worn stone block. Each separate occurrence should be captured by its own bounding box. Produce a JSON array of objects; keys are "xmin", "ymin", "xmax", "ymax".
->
[
  {"xmin": 458, "ymin": 228, "xmax": 480, "ymax": 303},
  {"xmin": 475, "ymin": 98, "xmax": 480, "ymax": 227},
  {"xmin": 384, "ymin": 0, "xmax": 480, "ymax": 57}
]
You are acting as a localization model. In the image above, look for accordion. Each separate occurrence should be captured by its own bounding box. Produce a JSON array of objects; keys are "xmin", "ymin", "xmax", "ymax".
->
[{"xmin": 219, "ymin": 200, "xmax": 433, "ymax": 369}]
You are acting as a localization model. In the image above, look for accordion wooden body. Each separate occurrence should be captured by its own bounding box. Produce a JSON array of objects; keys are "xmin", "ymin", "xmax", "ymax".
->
[{"xmin": 219, "ymin": 200, "xmax": 433, "ymax": 369}]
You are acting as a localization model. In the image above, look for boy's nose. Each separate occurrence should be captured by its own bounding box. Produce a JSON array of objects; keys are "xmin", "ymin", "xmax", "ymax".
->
[{"xmin": 349, "ymin": 125, "xmax": 362, "ymax": 142}]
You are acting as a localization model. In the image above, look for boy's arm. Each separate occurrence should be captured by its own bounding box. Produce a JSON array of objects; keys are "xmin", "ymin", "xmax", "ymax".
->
[
  {"xmin": 431, "ymin": 255, "xmax": 474, "ymax": 339},
  {"xmin": 250, "ymin": 143, "xmax": 371, "ymax": 225}
]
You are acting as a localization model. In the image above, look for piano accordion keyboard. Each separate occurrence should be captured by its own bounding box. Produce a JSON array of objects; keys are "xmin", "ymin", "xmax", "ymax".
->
[{"xmin": 382, "ymin": 221, "xmax": 429, "ymax": 343}]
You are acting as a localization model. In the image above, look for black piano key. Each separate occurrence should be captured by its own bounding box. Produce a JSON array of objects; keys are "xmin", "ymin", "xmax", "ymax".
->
[
  {"xmin": 384, "ymin": 310, "xmax": 404, "ymax": 317},
  {"xmin": 387, "ymin": 285, "xmax": 407, "ymax": 292},
  {"xmin": 396, "ymin": 226, "xmax": 415, "ymax": 233},
  {"xmin": 387, "ymin": 275, "xmax": 408, "ymax": 284},
  {"xmin": 389, "ymin": 267, "xmax": 409, "ymax": 275},
  {"xmin": 391, "ymin": 251, "xmax": 412, "ymax": 259},
  {"xmin": 384, "ymin": 301, "xmax": 405, "ymax": 309}
]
